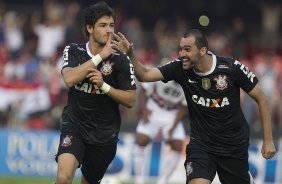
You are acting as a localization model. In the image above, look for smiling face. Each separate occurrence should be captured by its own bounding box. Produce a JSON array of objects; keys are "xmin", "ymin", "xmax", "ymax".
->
[
  {"xmin": 178, "ymin": 35, "xmax": 207, "ymax": 70},
  {"xmin": 86, "ymin": 15, "xmax": 115, "ymax": 46}
]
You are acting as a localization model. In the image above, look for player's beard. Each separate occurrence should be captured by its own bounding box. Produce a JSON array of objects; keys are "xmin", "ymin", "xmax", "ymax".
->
[
  {"xmin": 92, "ymin": 35, "xmax": 107, "ymax": 47},
  {"xmin": 180, "ymin": 56, "xmax": 193, "ymax": 70},
  {"xmin": 183, "ymin": 53, "xmax": 202, "ymax": 69}
]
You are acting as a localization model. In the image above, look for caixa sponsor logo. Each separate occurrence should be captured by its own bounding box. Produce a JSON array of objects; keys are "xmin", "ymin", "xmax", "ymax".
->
[{"xmin": 192, "ymin": 95, "xmax": 230, "ymax": 108}]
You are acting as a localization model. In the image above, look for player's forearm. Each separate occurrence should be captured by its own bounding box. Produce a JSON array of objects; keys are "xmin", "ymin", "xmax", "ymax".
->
[
  {"xmin": 62, "ymin": 60, "xmax": 94, "ymax": 87},
  {"xmin": 258, "ymin": 98, "xmax": 274, "ymax": 142},
  {"xmin": 127, "ymin": 51, "xmax": 149, "ymax": 82},
  {"xmin": 173, "ymin": 105, "xmax": 188, "ymax": 127},
  {"xmin": 140, "ymin": 88, "xmax": 148, "ymax": 112},
  {"xmin": 107, "ymin": 88, "xmax": 136, "ymax": 108}
]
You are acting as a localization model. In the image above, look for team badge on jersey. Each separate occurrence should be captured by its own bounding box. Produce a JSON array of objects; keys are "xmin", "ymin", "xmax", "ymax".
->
[
  {"xmin": 214, "ymin": 75, "xmax": 228, "ymax": 90},
  {"xmin": 61, "ymin": 135, "xmax": 73, "ymax": 147},
  {"xmin": 202, "ymin": 78, "xmax": 211, "ymax": 90},
  {"xmin": 185, "ymin": 162, "xmax": 193, "ymax": 176},
  {"xmin": 100, "ymin": 61, "xmax": 114, "ymax": 75}
]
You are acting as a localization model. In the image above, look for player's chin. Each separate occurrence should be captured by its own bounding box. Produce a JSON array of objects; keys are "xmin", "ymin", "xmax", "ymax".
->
[{"xmin": 182, "ymin": 61, "xmax": 192, "ymax": 70}]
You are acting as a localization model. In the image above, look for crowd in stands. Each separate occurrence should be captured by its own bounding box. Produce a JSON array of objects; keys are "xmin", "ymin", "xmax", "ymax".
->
[{"xmin": 0, "ymin": 0, "xmax": 281, "ymax": 137}]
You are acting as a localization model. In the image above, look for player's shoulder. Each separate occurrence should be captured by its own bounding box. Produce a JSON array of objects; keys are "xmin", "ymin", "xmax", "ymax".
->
[
  {"xmin": 63, "ymin": 43, "xmax": 86, "ymax": 54},
  {"xmin": 112, "ymin": 50, "xmax": 131, "ymax": 62},
  {"xmin": 215, "ymin": 54, "xmax": 237, "ymax": 70},
  {"xmin": 115, "ymin": 50, "xmax": 128, "ymax": 57},
  {"xmin": 160, "ymin": 58, "xmax": 183, "ymax": 68},
  {"xmin": 68, "ymin": 43, "xmax": 86, "ymax": 51},
  {"xmin": 169, "ymin": 58, "xmax": 182, "ymax": 64},
  {"xmin": 216, "ymin": 55, "xmax": 235, "ymax": 64}
]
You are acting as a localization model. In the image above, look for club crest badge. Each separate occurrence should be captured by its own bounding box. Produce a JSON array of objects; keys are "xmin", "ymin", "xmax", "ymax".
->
[
  {"xmin": 214, "ymin": 75, "xmax": 228, "ymax": 90},
  {"xmin": 185, "ymin": 162, "xmax": 193, "ymax": 176},
  {"xmin": 202, "ymin": 78, "xmax": 211, "ymax": 90},
  {"xmin": 61, "ymin": 135, "xmax": 73, "ymax": 147},
  {"xmin": 100, "ymin": 61, "xmax": 114, "ymax": 75}
]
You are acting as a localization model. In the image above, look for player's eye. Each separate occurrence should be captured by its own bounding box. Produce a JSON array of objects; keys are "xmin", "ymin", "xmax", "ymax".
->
[{"xmin": 177, "ymin": 46, "xmax": 182, "ymax": 52}]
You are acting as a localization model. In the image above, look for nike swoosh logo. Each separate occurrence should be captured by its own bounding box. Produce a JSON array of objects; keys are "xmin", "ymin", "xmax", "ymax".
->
[
  {"xmin": 62, "ymin": 121, "xmax": 68, "ymax": 125},
  {"xmin": 188, "ymin": 79, "xmax": 197, "ymax": 83}
]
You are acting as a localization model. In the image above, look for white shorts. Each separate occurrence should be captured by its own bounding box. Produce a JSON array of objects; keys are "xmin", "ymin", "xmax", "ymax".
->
[{"xmin": 136, "ymin": 109, "xmax": 186, "ymax": 141}]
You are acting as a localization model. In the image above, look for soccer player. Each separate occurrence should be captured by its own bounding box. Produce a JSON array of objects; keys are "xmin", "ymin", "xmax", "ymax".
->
[
  {"xmin": 134, "ymin": 80, "xmax": 187, "ymax": 184},
  {"xmin": 55, "ymin": 2, "xmax": 136, "ymax": 184},
  {"xmin": 114, "ymin": 29, "xmax": 276, "ymax": 184}
]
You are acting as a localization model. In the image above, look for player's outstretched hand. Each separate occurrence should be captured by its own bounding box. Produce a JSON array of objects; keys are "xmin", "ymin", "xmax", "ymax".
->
[
  {"xmin": 87, "ymin": 68, "xmax": 104, "ymax": 87},
  {"xmin": 261, "ymin": 140, "xmax": 276, "ymax": 160},
  {"xmin": 113, "ymin": 32, "xmax": 134, "ymax": 55}
]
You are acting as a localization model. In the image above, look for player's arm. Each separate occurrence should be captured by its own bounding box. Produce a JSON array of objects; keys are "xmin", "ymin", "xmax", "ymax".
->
[
  {"xmin": 248, "ymin": 85, "xmax": 276, "ymax": 159},
  {"xmin": 62, "ymin": 35, "xmax": 116, "ymax": 88},
  {"xmin": 106, "ymin": 88, "xmax": 136, "ymax": 108},
  {"xmin": 62, "ymin": 62, "xmax": 96, "ymax": 88},
  {"xmin": 139, "ymin": 86, "xmax": 150, "ymax": 123},
  {"xmin": 114, "ymin": 32, "xmax": 164, "ymax": 82},
  {"xmin": 127, "ymin": 50, "xmax": 164, "ymax": 82},
  {"xmin": 169, "ymin": 105, "xmax": 187, "ymax": 136},
  {"xmin": 87, "ymin": 68, "xmax": 136, "ymax": 108}
]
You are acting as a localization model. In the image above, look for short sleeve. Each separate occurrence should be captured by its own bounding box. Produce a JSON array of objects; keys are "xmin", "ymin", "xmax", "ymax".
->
[
  {"xmin": 61, "ymin": 44, "xmax": 79, "ymax": 70},
  {"xmin": 115, "ymin": 54, "xmax": 137, "ymax": 90},
  {"xmin": 158, "ymin": 59, "xmax": 183, "ymax": 82},
  {"xmin": 233, "ymin": 60, "xmax": 258, "ymax": 93}
]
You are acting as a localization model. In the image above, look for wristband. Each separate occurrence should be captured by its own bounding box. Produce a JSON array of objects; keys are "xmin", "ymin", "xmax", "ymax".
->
[
  {"xmin": 100, "ymin": 82, "xmax": 111, "ymax": 93},
  {"xmin": 91, "ymin": 54, "xmax": 103, "ymax": 66}
]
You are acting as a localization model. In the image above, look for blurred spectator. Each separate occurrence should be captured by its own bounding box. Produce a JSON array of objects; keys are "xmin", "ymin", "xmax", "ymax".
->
[
  {"xmin": 208, "ymin": 31, "xmax": 232, "ymax": 56},
  {"xmin": 254, "ymin": 50, "xmax": 281, "ymax": 128},
  {"xmin": 3, "ymin": 11, "xmax": 24, "ymax": 58},
  {"xmin": 258, "ymin": 1, "xmax": 281, "ymax": 48},
  {"xmin": 33, "ymin": 2, "xmax": 65, "ymax": 60},
  {"xmin": 121, "ymin": 17, "xmax": 146, "ymax": 50},
  {"xmin": 227, "ymin": 17, "xmax": 249, "ymax": 59},
  {"xmin": 64, "ymin": 1, "xmax": 84, "ymax": 44},
  {"xmin": 0, "ymin": 0, "xmax": 280, "ymax": 135}
]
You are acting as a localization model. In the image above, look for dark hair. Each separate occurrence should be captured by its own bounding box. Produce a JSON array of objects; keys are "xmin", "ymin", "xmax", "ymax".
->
[
  {"xmin": 83, "ymin": 1, "xmax": 115, "ymax": 37},
  {"xmin": 183, "ymin": 29, "xmax": 208, "ymax": 50}
]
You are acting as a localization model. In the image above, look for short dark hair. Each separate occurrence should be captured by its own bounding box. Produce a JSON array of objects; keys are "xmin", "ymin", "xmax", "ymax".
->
[
  {"xmin": 183, "ymin": 29, "xmax": 208, "ymax": 50},
  {"xmin": 83, "ymin": 1, "xmax": 115, "ymax": 37}
]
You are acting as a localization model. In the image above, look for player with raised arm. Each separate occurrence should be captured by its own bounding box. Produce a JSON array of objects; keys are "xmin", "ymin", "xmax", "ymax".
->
[
  {"xmin": 55, "ymin": 2, "xmax": 136, "ymax": 184},
  {"xmin": 114, "ymin": 29, "xmax": 275, "ymax": 184}
]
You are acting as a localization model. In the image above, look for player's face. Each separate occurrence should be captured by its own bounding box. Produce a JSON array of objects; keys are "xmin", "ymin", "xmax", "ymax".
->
[
  {"xmin": 88, "ymin": 16, "xmax": 114, "ymax": 46},
  {"xmin": 178, "ymin": 36, "xmax": 202, "ymax": 70}
]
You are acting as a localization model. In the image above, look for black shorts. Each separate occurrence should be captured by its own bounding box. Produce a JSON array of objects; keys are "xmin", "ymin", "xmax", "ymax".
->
[
  {"xmin": 184, "ymin": 143, "xmax": 250, "ymax": 184},
  {"xmin": 56, "ymin": 132, "xmax": 117, "ymax": 184}
]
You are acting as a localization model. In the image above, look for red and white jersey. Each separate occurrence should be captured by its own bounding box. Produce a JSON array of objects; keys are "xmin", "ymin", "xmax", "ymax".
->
[
  {"xmin": 142, "ymin": 80, "xmax": 186, "ymax": 112},
  {"xmin": 137, "ymin": 81, "xmax": 186, "ymax": 140}
]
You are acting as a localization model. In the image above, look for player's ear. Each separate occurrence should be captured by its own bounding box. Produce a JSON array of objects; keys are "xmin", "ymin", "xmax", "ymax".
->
[
  {"xmin": 200, "ymin": 47, "xmax": 207, "ymax": 56},
  {"xmin": 86, "ymin": 24, "xmax": 94, "ymax": 34}
]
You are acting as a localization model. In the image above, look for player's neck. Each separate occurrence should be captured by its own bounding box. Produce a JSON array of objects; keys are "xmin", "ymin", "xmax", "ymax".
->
[
  {"xmin": 194, "ymin": 55, "xmax": 213, "ymax": 73},
  {"xmin": 88, "ymin": 40, "xmax": 103, "ymax": 55}
]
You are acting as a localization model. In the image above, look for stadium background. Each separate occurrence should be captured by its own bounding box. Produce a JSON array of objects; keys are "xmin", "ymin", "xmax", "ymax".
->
[{"xmin": 0, "ymin": 0, "xmax": 281, "ymax": 183}]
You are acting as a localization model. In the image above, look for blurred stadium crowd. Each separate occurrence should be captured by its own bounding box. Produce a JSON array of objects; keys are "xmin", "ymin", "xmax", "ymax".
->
[{"xmin": 0, "ymin": 0, "xmax": 281, "ymax": 138}]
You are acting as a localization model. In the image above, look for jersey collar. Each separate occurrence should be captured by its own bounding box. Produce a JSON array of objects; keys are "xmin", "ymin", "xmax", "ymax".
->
[
  {"xmin": 86, "ymin": 42, "xmax": 95, "ymax": 58},
  {"xmin": 193, "ymin": 51, "xmax": 217, "ymax": 76}
]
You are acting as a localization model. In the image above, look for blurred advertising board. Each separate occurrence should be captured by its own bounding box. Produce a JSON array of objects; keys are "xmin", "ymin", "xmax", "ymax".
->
[{"xmin": 0, "ymin": 129, "xmax": 281, "ymax": 184}]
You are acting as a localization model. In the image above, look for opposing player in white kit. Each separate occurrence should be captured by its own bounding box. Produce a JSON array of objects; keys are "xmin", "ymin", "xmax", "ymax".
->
[{"xmin": 134, "ymin": 80, "xmax": 188, "ymax": 184}]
